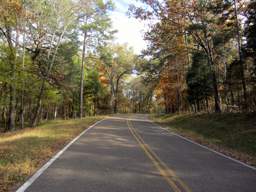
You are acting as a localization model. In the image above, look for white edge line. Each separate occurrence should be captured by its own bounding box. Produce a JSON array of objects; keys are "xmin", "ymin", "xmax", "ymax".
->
[
  {"xmin": 149, "ymin": 121, "xmax": 256, "ymax": 171},
  {"xmin": 16, "ymin": 118, "xmax": 105, "ymax": 192},
  {"xmin": 107, "ymin": 116, "xmax": 256, "ymax": 170}
]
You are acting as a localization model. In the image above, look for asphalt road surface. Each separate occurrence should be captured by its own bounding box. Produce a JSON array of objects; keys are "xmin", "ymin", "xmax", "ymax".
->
[{"xmin": 19, "ymin": 114, "xmax": 256, "ymax": 192}]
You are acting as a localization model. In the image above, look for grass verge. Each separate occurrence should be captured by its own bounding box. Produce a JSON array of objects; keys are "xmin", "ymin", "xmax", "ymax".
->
[
  {"xmin": 0, "ymin": 116, "xmax": 103, "ymax": 192},
  {"xmin": 152, "ymin": 113, "xmax": 256, "ymax": 166}
]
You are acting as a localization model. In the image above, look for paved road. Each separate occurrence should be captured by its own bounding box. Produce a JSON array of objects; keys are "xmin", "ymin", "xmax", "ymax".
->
[{"xmin": 20, "ymin": 114, "xmax": 256, "ymax": 192}]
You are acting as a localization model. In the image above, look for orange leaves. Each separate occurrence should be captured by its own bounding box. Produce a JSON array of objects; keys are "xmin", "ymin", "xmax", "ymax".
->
[
  {"xmin": 155, "ymin": 53, "xmax": 187, "ymax": 111},
  {"xmin": 0, "ymin": 0, "xmax": 23, "ymax": 26},
  {"xmin": 0, "ymin": 0, "xmax": 22, "ymax": 16},
  {"xmin": 99, "ymin": 75, "xmax": 109, "ymax": 86},
  {"xmin": 97, "ymin": 61, "xmax": 109, "ymax": 86},
  {"xmin": 1, "ymin": 0, "xmax": 22, "ymax": 11}
]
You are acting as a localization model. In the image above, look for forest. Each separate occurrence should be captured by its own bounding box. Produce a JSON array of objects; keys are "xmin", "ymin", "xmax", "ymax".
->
[
  {"xmin": 0, "ymin": 0, "xmax": 256, "ymax": 133},
  {"xmin": 129, "ymin": 0, "xmax": 256, "ymax": 114}
]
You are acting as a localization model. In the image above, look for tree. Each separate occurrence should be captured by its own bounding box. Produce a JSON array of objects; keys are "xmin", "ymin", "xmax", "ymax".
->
[
  {"xmin": 30, "ymin": 0, "xmax": 80, "ymax": 126},
  {"xmin": 243, "ymin": 0, "xmax": 256, "ymax": 111},
  {"xmin": 129, "ymin": 0, "xmax": 252, "ymax": 113},
  {"xmin": 124, "ymin": 76, "xmax": 153, "ymax": 113},
  {"xmin": 0, "ymin": 0, "xmax": 23, "ymax": 131},
  {"xmin": 233, "ymin": 0, "xmax": 248, "ymax": 109},
  {"xmin": 78, "ymin": 0, "xmax": 114, "ymax": 118},
  {"xmin": 244, "ymin": 1, "xmax": 256, "ymax": 80},
  {"xmin": 99, "ymin": 44, "xmax": 135, "ymax": 113},
  {"xmin": 187, "ymin": 51, "xmax": 213, "ymax": 112}
]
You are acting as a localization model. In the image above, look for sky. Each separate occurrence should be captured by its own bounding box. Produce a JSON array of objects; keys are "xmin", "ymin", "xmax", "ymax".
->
[{"xmin": 109, "ymin": 0, "xmax": 148, "ymax": 54}]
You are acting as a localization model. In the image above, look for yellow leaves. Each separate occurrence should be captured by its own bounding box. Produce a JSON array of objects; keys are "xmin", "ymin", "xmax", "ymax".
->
[
  {"xmin": 0, "ymin": 0, "xmax": 22, "ymax": 14},
  {"xmin": 0, "ymin": 0, "xmax": 23, "ymax": 25},
  {"xmin": 155, "ymin": 52, "xmax": 187, "ymax": 108}
]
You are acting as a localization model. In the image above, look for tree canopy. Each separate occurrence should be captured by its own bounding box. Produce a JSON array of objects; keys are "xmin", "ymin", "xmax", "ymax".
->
[{"xmin": 129, "ymin": 0, "xmax": 256, "ymax": 114}]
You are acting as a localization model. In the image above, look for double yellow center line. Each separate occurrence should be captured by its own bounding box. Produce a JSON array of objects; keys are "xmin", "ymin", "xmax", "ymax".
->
[{"xmin": 127, "ymin": 120, "xmax": 191, "ymax": 192}]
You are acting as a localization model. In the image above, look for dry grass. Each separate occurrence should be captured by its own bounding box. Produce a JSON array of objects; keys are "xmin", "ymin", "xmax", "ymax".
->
[
  {"xmin": 152, "ymin": 113, "xmax": 256, "ymax": 166},
  {"xmin": 0, "ymin": 117, "xmax": 103, "ymax": 192}
]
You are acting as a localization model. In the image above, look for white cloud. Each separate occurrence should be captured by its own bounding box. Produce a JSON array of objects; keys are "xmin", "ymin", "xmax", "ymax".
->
[{"xmin": 109, "ymin": 0, "xmax": 148, "ymax": 54}]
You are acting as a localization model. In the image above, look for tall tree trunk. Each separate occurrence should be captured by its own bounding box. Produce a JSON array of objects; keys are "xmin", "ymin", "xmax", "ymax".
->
[
  {"xmin": 6, "ymin": 27, "xmax": 16, "ymax": 131},
  {"xmin": 206, "ymin": 50, "xmax": 221, "ymax": 113},
  {"xmin": 206, "ymin": 35, "xmax": 221, "ymax": 113},
  {"xmin": 31, "ymin": 81, "xmax": 45, "ymax": 127},
  {"xmin": 54, "ymin": 106, "xmax": 58, "ymax": 119},
  {"xmin": 206, "ymin": 98, "xmax": 209, "ymax": 113},
  {"xmin": 191, "ymin": 28, "xmax": 222, "ymax": 113},
  {"xmin": 20, "ymin": 95, "xmax": 24, "ymax": 129},
  {"xmin": 113, "ymin": 71, "xmax": 127, "ymax": 113},
  {"xmin": 8, "ymin": 85, "xmax": 16, "ymax": 131},
  {"xmin": 113, "ymin": 92, "xmax": 118, "ymax": 114},
  {"xmin": 20, "ymin": 31, "xmax": 26, "ymax": 129},
  {"xmin": 113, "ymin": 85, "xmax": 118, "ymax": 114},
  {"xmin": 31, "ymin": 28, "xmax": 67, "ymax": 127},
  {"xmin": 211, "ymin": 68, "xmax": 221, "ymax": 113},
  {"xmin": 230, "ymin": 89, "xmax": 235, "ymax": 105},
  {"xmin": 80, "ymin": 31, "xmax": 87, "ymax": 118},
  {"xmin": 2, "ymin": 107, "xmax": 7, "ymax": 130},
  {"xmin": 113, "ymin": 97, "xmax": 118, "ymax": 113},
  {"xmin": 234, "ymin": 0, "xmax": 247, "ymax": 110}
]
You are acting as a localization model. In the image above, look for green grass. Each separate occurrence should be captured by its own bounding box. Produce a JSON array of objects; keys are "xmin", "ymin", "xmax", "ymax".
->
[
  {"xmin": 0, "ymin": 117, "xmax": 103, "ymax": 192},
  {"xmin": 152, "ymin": 113, "xmax": 256, "ymax": 166}
]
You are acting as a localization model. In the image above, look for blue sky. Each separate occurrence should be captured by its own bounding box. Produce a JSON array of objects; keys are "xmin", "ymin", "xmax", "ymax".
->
[{"xmin": 109, "ymin": 0, "xmax": 148, "ymax": 54}]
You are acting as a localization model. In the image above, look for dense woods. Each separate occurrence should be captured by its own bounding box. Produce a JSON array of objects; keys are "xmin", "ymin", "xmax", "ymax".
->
[
  {"xmin": 0, "ymin": 0, "xmax": 136, "ymax": 132},
  {"xmin": 1, "ymin": 0, "xmax": 256, "ymax": 132},
  {"xmin": 130, "ymin": 0, "xmax": 256, "ymax": 114}
]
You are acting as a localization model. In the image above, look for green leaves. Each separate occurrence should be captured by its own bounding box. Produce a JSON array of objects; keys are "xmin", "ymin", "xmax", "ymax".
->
[
  {"xmin": 186, "ymin": 51, "xmax": 213, "ymax": 105},
  {"xmin": 186, "ymin": 23, "xmax": 206, "ymax": 32}
]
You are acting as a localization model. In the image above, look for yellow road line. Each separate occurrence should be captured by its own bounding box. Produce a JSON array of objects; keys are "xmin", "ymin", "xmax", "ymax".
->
[
  {"xmin": 130, "ymin": 122, "xmax": 191, "ymax": 192},
  {"xmin": 127, "ymin": 120, "xmax": 191, "ymax": 192}
]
